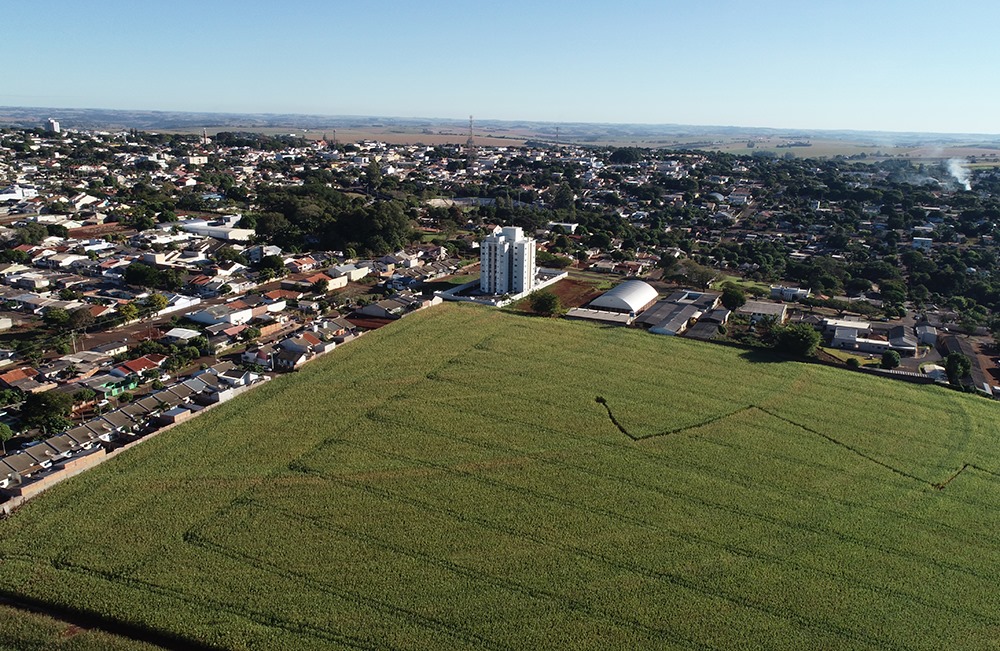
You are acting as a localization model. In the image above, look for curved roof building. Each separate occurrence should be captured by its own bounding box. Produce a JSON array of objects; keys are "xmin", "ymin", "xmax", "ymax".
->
[{"xmin": 588, "ymin": 280, "xmax": 658, "ymax": 314}]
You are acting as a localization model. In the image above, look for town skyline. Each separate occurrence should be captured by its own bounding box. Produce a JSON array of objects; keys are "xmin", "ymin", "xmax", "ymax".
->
[{"xmin": 8, "ymin": 0, "xmax": 1000, "ymax": 135}]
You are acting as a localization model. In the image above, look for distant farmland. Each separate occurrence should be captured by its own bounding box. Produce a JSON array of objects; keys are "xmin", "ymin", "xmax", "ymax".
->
[{"xmin": 1, "ymin": 303, "xmax": 999, "ymax": 650}]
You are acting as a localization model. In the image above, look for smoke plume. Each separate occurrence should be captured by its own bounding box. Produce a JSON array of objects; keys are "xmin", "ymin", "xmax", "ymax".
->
[{"xmin": 947, "ymin": 158, "xmax": 972, "ymax": 191}]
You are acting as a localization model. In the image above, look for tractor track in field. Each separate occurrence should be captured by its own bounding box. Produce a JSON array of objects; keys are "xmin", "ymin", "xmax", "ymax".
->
[{"xmin": 597, "ymin": 397, "xmax": 1000, "ymax": 491}]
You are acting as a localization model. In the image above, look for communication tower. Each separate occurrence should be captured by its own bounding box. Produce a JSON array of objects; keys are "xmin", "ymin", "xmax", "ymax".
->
[{"xmin": 466, "ymin": 115, "xmax": 476, "ymax": 167}]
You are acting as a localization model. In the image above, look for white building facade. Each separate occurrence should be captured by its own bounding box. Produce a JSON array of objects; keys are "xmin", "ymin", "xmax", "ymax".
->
[{"xmin": 480, "ymin": 226, "xmax": 536, "ymax": 295}]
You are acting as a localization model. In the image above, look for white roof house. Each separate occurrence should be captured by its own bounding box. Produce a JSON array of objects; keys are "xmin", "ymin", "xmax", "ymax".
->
[{"xmin": 588, "ymin": 280, "xmax": 658, "ymax": 314}]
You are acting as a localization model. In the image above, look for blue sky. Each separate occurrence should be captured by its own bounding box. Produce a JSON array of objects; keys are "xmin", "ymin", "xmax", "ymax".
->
[{"xmin": 5, "ymin": 0, "xmax": 997, "ymax": 134}]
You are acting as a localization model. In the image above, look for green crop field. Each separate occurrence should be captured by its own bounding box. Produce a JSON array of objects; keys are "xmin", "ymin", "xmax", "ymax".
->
[
  {"xmin": 1, "ymin": 303, "xmax": 999, "ymax": 650},
  {"xmin": 0, "ymin": 604, "xmax": 162, "ymax": 651}
]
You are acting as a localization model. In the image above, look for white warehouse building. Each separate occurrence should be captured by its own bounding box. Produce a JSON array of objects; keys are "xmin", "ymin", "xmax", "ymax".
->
[
  {"xmin": 588, "ymin": 280, "xmax": 659, "ymax": 314},
  {"xmin": 480, "ymin": 226, "xmax": 536, "ymax": 295}
]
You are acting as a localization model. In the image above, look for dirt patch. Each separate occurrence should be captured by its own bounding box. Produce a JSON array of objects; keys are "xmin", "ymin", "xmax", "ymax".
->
[
  {"xmin": 512, "ymin": 278, "xmax": 604, "ymax": 314},
  {"xmin": 346, "ymin": 315, "xmax": 395, "ymax": 330}
]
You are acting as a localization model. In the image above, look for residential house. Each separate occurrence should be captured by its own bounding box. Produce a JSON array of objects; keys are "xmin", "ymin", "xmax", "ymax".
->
[
  {"xmin": 357, "ymin": 293, "xmax": 438, "ymax": 319},
  {"xmin": 737, "ymin": 300, "xmax": 788, "ymax": 324},
  {"xmin": 162, "ymin": 327, "xmax": 202, "ymax": 345},
  {"xmin": 329, "ymin": 263, "xmax": 371, "ymax": 282},
  {"xmin": 770, "ymin": 285, "xmax": 810, "ymax": 301},
  {"xmin": 189, "ymin": 304, "xmax": 254, "ymax": 326},
  {"xmin": 0, "ymin": 367, "xmax": 56, "ymax": 393},
  {"xmin": 916, "ymin": 324, "xmax": 938, "ymax": 346},
  {"xmin": 78, "ymin": 372, "xmax": 139, "ymax": 398},
  {"xmin": 273, "ymin": 348, "xmax": 309, "ymax": 372},
  {"xmin": 110, "ymin": 354, "xmax": 167, "ymax": 380},
  {"xmin": 280, "ymin": 331, "xmax": 322, "ymax": 355},
  {"xmin": 242, "ymin": 343, "xmax": 279, "ymax": 370}
]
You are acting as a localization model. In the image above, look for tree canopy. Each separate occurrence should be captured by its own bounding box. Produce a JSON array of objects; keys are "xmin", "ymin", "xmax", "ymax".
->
[
  {"xmin": 773, "ymin": 322, "xmax": 821, "ymax": 357},
  {"xmin": 529, "ymin": 290, "xmax": 563, "ymax": 317},
  {"xmin": 881, "ymin": 350, "xmax": 901, "ymax": 369},
  {"xmin": 720, "ymin": 284, "xmax": 747, "ymax": 311},
  {"xmin": 253, "ymin": 184, "xmax": 413, "ymax": 255}
]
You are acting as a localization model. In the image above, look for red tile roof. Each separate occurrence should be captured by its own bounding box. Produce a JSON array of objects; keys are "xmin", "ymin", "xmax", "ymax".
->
[{"xmin": 0, "ymin": 367, "xmax": 39, "ymax": 384}]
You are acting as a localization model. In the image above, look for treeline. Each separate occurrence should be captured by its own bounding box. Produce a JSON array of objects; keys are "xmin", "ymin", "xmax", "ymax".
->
[
  {"xmin": 213, "ymin": 132, "xmax": 308, "ymax": 150},
  {"xmin": 249, "ymin": 184, "xmax": 413, "ymax": 255}
]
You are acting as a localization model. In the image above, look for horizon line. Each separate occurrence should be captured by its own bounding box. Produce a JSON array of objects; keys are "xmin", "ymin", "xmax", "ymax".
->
[{"xmin": 2, "ymin": 105, "xmax": 999, "ymax": 140}]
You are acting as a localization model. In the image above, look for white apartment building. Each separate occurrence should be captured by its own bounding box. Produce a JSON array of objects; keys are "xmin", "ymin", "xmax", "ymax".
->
[{"xmin": 480, "ymin": 226, "xmax": 536, "ymax": 295}]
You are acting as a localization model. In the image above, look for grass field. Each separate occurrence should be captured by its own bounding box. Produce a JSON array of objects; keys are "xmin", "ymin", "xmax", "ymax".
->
[
  {"xmin": 1, "ymin": 303, "xmax": 1000, "ymax": 650},
  {"xmin": 820, "ymin": 346, "xmax": 878, "ymax": 365},
  {"xmin": 710, "ymin": 274, "xmax": 770, "ymax": 294}
]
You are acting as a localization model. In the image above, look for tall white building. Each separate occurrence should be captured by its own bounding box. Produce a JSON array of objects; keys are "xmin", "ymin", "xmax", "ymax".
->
[
  {"xmin": 480, "ymin": 226, "xmax": 536, "ymax": 295},
  {"xmin": 46, "ymin": 118, "xmax": 60, "ymax": 134}
]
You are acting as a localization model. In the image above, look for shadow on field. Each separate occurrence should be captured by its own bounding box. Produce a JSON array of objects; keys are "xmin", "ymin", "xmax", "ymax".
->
[
  {"xmin": 0, "ymin": 590, "xmax": 222, "ymax": 651},
  {"xmin": 739, "ymin": 348, "xmax": 787, "ymax": 364}
]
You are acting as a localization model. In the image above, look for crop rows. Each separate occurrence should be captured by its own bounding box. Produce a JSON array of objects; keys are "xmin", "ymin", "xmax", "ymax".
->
[
  {"xmin": 0, "ymin": 304, "xmax": 998, "ymax": 649},
  {"xmin": 284, "ymin": 415, "xmax": 999, "ymax": 635},
  {"xmin": 353, "ymin": 407, "xmax": 1000, "ymax": 620}
]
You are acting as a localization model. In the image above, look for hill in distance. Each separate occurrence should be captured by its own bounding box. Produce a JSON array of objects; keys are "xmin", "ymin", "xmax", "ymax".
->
[{"xmin": 3, "ymin": 105, "xmax": 1000, "ymax": 151}]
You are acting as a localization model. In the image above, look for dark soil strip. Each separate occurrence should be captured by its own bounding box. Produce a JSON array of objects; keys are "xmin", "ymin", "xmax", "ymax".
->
[
  {"xmin": 595, "ymin": 396, "xmax": 633, "ymax": 439},
  {"xmin": 754, "ymin": 407, "xmax": 1000, "ymax": 491},
  {"xmin": 0, "ymin": 592, "xmax": 219, "ymax": 651},
  {"xmin": 598, "ymin": 397, "xmax": 1000, "ymax": 492},
  {"xmin": 753, "ymin": 406, "xmax": 935, "ymax": 487},
  {"xmin": 969, "ymin": 464, "xmax": 1000, "ymax": 478},
  {"xmin": 934, "ymin": 464, "xmax": 972, "ymax": 490},
  {"xmin": 596, "ymin": 397, "xmax": 752, "ymax": 441}
]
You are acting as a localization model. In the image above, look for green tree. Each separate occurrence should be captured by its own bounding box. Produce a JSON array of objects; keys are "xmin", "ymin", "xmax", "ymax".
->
[
  {"xmin": 73, "ymin": 388, "xmax": 97, "ymax": 404},
  {"xmin": 118, "ymin": 302, "xmax": 140, "ymax": 323},
  {"xmin": 845, "ymin": 277, "xmax": 872, "ymax": 296},
  {"xmin": 881, "ymin": 350, "xmax": 901, "ymax": 369},
  {"xmin": 0, "ymin": 423, "xmax": 12, "ymax": 454},
  {"xmin": 124, "ymin": 262, "xmax": 162, "ymax": 288},
  {"xmin": 146, "ymin": 293, "xmax": 169, "ymax": 313},
  {"xmin": 15, "ymin": 222, "xmax": 48, "ymax": 245},
  {"xmin": 46, "ymin": 224, "xmax": 69, "ymax": 238},
  {"xmin": 216, "ymin": 246, "xmax": 248, "ymax": 265},
  {"xmin": 21, "ymin": 391, "xmax": 74, "ymax": 433},
  {"xmin": 551, "ymin": 183, "xmax": 575, "ymax": 210},
  {"xmin": 68, "ymin": 307, "xmax": 95, "ymax": 330},
  {"xmin": 945, "ymin": 352, "xmax": 972, "ymax": 386},
  {"xmin": 720, "ymin": 284, "xmax": 747, "ymax": 311},
  {"xmin": 529, "ymin": 290, "xmax": 563, "ymax": 317},
  {"xmin": 43, "ymin": 307, "xmax": 70, "ymax": 329},
  {"xmin": 366, "ymin": 160, "xmax": 382, "ymax": 192},
  {"xmin": 609, "ymin": 147, "xmax": 642, "ymax": 164},
  {"xmin": 773, "ymin": 323, "xmax": 821, "ymax": 357},
  {"xmin": 259, "ymin": 255, "xmax": 287, "ymax": 277}
]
